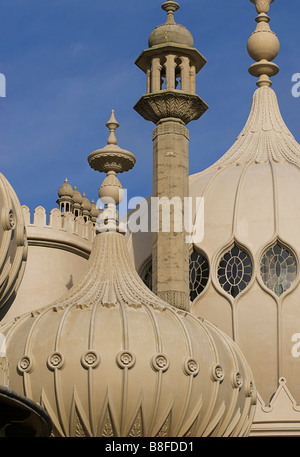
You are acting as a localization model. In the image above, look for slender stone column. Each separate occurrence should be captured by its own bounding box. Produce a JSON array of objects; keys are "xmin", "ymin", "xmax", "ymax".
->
[
  {"xmin": 189, "ymin": 65, "xmax": 196, "ymax": 94},
  {"xmin": 180, "ymin": 56, "xmax": 190, "ymax": 92},
  {"xmin": 164, "ymin": 54, "xmax": 176, "ymax": 90},
  {"xmin": 147, "ymin": 68, "xmax": 151, "ymax": 94},
  {"xmin": 152, "ymin": 118, "xmax": 190, "ymax": 310},
  {"xmin": 151, "ymin": 58, "xmax": 162, "ymax": 93}
]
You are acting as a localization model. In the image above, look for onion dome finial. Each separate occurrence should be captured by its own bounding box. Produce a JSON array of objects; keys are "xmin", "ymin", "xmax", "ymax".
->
[
  {"xmin": 247, "ymin": 0, "xmax": 280, "ymax": 87},
  {"xmin": 88, "ymin": 111, "xmax": 136, "ymax": 233}
]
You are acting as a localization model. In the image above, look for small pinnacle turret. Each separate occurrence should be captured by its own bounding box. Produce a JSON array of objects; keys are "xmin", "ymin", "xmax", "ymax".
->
[{"xmin": 134, "ymin": 1, "xmax": 208, "ymax": 125}]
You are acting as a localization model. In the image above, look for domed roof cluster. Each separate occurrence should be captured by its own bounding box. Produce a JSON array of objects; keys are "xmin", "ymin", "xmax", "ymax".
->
[
  {"xmin": 0, "ymin": 173, "xmax": 27, "ymax": 318},
  {"xmin": 0, "ymin": 112, "xmax": 256, "ymax": 437},
  {"xmin": 57, "ymin": 178, "xmax": 100, "ymax": 223}
]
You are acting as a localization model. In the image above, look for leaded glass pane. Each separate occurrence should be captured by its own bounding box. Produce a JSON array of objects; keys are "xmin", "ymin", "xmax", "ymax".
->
[
  {"xmin": 142, "ymin": 263, "xmax": 152, "ymax": 291},
  {"xmin": 189, "ymin": 250, "xmax": 209, "ymax": 302},
  {"xmin": 260, "ymin": 242, "xmax": 297, "ymax": 297},
  {"xmin": 141, "ymin": 250, "xmax": 210, "ymax": 301},
  {"xmin": 217, "ymin": 245, "xmax": 252, "ymax": 298}
]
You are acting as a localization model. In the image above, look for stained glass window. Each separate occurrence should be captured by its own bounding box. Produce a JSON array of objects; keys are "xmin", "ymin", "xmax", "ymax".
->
[
  {"xmin": 260, "ymin": 242, "xmax": 297, "ymax": 297},
  {"xmin": 189, "ymin": 250, "xmax": 209, "ymax": 302},
  {"xmin": 142, "ymin": 262, "xmax": 152, "ymax": 291},
  {"xmin": 141, "ymin": 250, "xmax": 210, "ymax": 301},
  {"xmin": 217, "ymin": 245, "xmax": 252, "ymax": 298}
]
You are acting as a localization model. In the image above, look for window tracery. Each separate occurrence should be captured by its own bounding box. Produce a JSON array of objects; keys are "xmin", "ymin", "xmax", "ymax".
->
[
  {"xmin": 140, "ymin": 249, "xmax": 209, "ymax": 302},
  {"xmin": 217, "ymin": 245, "xmax": 252, "ymax": 298},
  {"xmin": 260, "ymin": 242, "xmax": 297, "ymax": 297},
  {"xmin": 189, "ymin": 250, "xmax": 209, "ymax": 302},
  {"xmin": 142, "ymin": 261, "xmax": 153, "ymax": 291}
]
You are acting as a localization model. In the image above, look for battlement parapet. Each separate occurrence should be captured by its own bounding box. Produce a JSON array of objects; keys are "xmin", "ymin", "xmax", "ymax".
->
[{"xmin": 22, "ymin": 206, "xmax": 95, "ymax": 259}]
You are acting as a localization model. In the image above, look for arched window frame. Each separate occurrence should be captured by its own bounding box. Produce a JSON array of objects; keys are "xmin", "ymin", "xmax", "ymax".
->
[
  {"xmin": 216, "ymin": 243, "xmax": 253, "ymax": 299},
  {"xmin": 259, "ymin": 240, "xmax": 298, "ymax": 298}
]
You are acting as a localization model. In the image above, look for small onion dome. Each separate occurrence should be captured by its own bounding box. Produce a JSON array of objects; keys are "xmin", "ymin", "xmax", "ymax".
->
[
  {"xmin": 72, "ymin": 186, "xmax": 83, "ymax": 205},
  {"xmin": 0, "ymin": 173, "xmax": 27, "ymax": 317},
  {"xmin": 81, "ymin": 193, "xmax": 92, "ymax": 212},
  {"xmin": 1, "ymin": 230, "xmax": 256, "ymax": 437},
  {"xmin": 149, "ymin": 1, "xmax": 194, "ymax": 48},
  {"xmin": 58, "ymin": 178, "xmax": 74, "ymax": 198},
  {"xmin": 90, "ymin": 200, "xmax": 100, "ymax": 219}
]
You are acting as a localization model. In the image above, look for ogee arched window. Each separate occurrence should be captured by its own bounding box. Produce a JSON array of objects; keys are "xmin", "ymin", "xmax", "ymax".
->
[
  {"xmin": 217, "ymin": 245, "xmax": 252, "ymax": 298},
  {"xmin": 260, "ymin": 242, "xmax": 297, "ymax": 297},
  {"xmin": 189, "ymin": 250, "xmax": 209, "ymax": 302}
]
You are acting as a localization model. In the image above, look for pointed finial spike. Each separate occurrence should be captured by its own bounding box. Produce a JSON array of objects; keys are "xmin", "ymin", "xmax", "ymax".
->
[
  {"xmin": 106, "ymin": 110, "xmax": 119, "ymax": 128},
  {"xmin": 106, "ymin": 110, "xmax": 119, "ymax": 145},
  {"xmin": 162, "ymin": 1, "xmax": 180, "ymax": 24}
]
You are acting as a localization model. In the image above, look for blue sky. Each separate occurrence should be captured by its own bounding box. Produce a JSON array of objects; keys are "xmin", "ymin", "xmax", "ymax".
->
[{"xmin": 1, "ymin": 0, "xmax": 300, "ymax": 216}]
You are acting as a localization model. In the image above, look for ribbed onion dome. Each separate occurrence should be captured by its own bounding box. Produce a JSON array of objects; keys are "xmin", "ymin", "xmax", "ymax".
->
[
  {"xmin": 0, "ymin": 230, "xmax": 256, "ymax": 437},
  {"xmin": 127, "ymin": 0, "xmax": 300, "ymax": 405},
  {"xmin": 148, "ymin": 1, "xmax": 194, "ymax": 48},
  {"xmin": 0, "ymin": 173, "xmax": 27, "ymax": 317},
  {"xmin": 58, "ymin": 178, "xmax": 74, "ymax": 198},
  {"xmin": 188, "ymin": 84, "xmax": 300, "ymax": 403},
  {"xmin": 72, "ymin": 186, "xmax": 83, "ymax": 205}
]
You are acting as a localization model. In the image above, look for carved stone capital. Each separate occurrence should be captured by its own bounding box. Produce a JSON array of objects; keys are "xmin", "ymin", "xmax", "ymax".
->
[
  {"xmin": 134, "ymin": 91, "xmax": 208, "ymax": 125},
  {"xmin": 152, "ymin": 119, "xmax": 190, "ymax": 141}
]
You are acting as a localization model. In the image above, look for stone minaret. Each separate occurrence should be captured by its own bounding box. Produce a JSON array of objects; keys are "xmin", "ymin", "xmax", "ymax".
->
[{"xmin": 134, "ymin": 1, "xmax": 208, "ymax": 310}]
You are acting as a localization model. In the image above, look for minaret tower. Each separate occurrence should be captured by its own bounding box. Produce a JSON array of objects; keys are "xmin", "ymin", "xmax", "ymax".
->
[{"xmin": 134, "ymin": 1, "xmax": 208, "ymax": 311}]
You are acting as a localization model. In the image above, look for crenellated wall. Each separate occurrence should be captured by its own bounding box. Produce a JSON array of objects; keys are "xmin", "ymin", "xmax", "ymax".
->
[
  {"xmin": 22, "ymin": 205, "xmax": 96, "ymax": 248},
  {"xmin": 1, "ymin": 206, "xmax": 95, "ymax": 324}
]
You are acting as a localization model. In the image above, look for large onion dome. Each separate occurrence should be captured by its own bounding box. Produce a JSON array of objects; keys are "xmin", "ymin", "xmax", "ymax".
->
[
  {"xmin": 128, "ymin": 0, "xmax": 299, "ymax": 408},
  {"xmin": 0, "ymin": 113, "xmax": 256, "ymax": 438},
  {"xmin": 0, "ymin": 173, "xmax": 27, "ymax": 318},
  {"xmin": 189, "ymin": 83, "xmax": 300, "ymax": 402},
  {"xmin": 189, "ymin": 1, "xmax": 300, "ymax": 406},
  {"xmin": 0, "ymin": 230, "xmax": 256, "ymax": 437}
]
